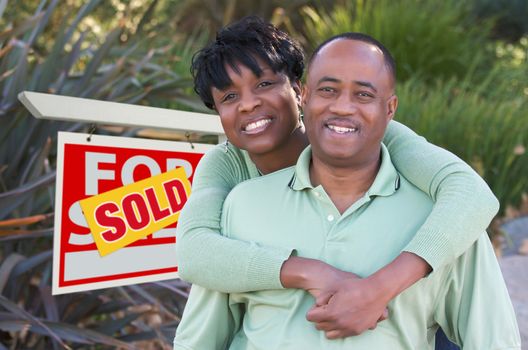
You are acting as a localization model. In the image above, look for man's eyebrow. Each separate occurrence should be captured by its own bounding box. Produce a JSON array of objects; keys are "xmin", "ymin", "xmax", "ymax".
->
[
  {"xmin": 317, "ymin": 76, "xmax": 341, "ymax": 85},
  {"xmin": 316, "ymin": 76, "xmax": 378, "ymax": 93},
  {"xmin": 354, "ymin": 80, "xmax": 378, "ymax": 93}
]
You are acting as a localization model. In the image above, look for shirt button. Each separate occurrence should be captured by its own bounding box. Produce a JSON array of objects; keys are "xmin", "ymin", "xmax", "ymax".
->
[
  {"xmin": 327, "ymin": 214, "xmax": 334, "ymax": 222},
  {"xmin": 314, "ymin": 192, "xmax": 320, "ymax": 197}
]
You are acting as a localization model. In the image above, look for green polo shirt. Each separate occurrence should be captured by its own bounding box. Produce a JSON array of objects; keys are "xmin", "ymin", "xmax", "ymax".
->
[{"xmin": 174, "ymin": 145, "xmax": 519, "ymax": 350}]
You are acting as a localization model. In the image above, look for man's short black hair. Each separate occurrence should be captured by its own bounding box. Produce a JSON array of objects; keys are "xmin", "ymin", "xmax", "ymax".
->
[
  {"xmin": 309, "ymin": 33, "xmax": 396, "ymax": 83},
  {"xmin": 191, "ymin": 16, "xmax": 305, "ymax": 109}
]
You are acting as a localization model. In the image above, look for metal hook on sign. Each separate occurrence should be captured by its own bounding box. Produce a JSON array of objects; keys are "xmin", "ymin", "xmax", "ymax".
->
[
  {"xmin": 185, "ymin": 132, "xmax": 195, "ymax": 149},
  {"xmin": 86, "ymin": 124, "xmax": 97, "ymax": 142}
]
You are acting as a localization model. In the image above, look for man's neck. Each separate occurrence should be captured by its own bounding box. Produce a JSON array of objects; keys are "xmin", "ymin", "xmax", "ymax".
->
[
  {"xmin": 249, "ymin": 126, "xmax": 309, "ymax": 175},
  {"xmin": 309, "ymin": 152, "xmax": 381, "ymax": 214}
]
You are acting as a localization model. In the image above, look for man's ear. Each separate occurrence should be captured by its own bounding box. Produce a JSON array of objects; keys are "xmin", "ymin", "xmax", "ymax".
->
[{"xmin": 387, "ymin": 95, "xmax": 398, "ymax": 121}]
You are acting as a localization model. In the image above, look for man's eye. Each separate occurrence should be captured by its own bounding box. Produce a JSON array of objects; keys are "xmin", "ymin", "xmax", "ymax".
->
[
  {"xmin": 317, "ymin": 87, "xmax": 336, "ymax": 94},
  {"xmin": 358, "ymin": 92, "xmax": 374, "ymax": 98}
]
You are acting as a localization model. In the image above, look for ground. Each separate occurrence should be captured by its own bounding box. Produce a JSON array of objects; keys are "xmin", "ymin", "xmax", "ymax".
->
[{"xmin": 499, "ymin": 216, "xmax": 528, "ymax": 349}]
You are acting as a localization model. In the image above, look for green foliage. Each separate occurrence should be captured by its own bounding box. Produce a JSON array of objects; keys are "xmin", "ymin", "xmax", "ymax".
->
[
  {"xmin": 396, "ymin": 69, "xmax": 528, "ymax": 214},
  {"xmin": 301, "ymin": 0, "xmax": 495, "ymax": 83},
  {"xmin": 0, "ymin": 0, "xmax": 200, "ymax": 220},
  {"xmin": 0, "ymin": 0, "xmax": 195, "ymax": 347},
  {"xmin": 472, "ymin": 0, "xmax": 528, "ymax": 42},
  {"xmin": 299, "ymin": 0, "xmax": 528, "ymax": 213}
]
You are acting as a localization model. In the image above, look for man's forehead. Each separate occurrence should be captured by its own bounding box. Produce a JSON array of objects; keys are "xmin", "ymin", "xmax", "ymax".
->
[
  {"xmin": 307, "ymin": 39, "xmax": 392, "ymax": 86},
  {"xmin": 315, "ymin": 39, "xmax": 381, "ymax": 59}
]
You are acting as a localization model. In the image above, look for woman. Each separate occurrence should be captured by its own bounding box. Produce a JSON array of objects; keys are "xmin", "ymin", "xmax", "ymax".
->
[{"xmin": 174, "ymin": 16, "xmax": 495, "ymax": 347}]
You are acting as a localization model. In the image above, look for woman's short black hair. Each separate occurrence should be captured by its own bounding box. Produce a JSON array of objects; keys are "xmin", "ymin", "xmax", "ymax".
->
[{"xmin": 191, "ymin": 16, "xmax": 305, "ymax": 109}]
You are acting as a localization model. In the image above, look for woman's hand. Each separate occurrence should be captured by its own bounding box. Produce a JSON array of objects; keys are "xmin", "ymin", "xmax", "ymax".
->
[{"xmin": 280, "ymin": 256, "xmax": 388, "ymax": 337}]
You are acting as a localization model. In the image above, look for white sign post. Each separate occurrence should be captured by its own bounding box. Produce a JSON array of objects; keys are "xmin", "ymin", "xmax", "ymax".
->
[{"xmin": 18, "ymin": 92, "xmax": 224, "ymax": 294}]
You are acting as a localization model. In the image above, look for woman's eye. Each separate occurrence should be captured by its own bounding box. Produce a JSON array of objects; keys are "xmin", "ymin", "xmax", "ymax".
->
[
  {"xmin": 257, "ymin": 81, "xmax": 273, "ymax": 88},
  {"xmin": 222, "ymin": 93, "xmax": 236, "ymax": 102}
]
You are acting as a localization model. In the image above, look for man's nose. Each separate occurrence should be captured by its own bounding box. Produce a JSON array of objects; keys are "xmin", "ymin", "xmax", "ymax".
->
[
  {"xmin": 328, "ymin": 94, "xmax": 357, "ymax": 116},
  {"xmin": 238, "ymin": 93, "xmax": 261, "ymax": 113}
]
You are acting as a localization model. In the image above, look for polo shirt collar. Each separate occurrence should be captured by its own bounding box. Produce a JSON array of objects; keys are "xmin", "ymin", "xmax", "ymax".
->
[{"xmin": 290, "ymin": 144, "xmax": 400, "ymax": 198}]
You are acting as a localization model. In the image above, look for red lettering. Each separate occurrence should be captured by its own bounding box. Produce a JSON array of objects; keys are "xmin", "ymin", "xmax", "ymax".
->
[
  {"xmin": 145, "ymin": 187, "xmax": 170, "ymax": 221},
  {"xmin": 122, "ymin": 193, "xmax": 150, "ymax": 230},
  {"xmin": 163, "ymin": 179, "xmax": 188, "ymax": 212},
  {"xmin": 95, "ymin": 202, "xmax": 127, "ymax": 242}
]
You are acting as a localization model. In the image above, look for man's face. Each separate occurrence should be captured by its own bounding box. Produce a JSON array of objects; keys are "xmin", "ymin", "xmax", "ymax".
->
[{"xmin": 302, "ymin": 39, "xmax": 398, "ymax": 168}]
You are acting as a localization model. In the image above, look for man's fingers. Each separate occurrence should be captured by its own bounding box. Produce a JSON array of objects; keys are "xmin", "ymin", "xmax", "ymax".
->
[
  {"xmin": 325, "ymin": 330, "xmax": 342, "ymax": 339},
  {"xmin": 314, "ymin": 321, "xmax": 334, "ymax": 331},
  {"xmin": 383, "ymin": 308, "xmax": 389, "ymax": 319},
  {"xmin": 315, "ymin": 291, "xmax": 333, "ymax": 306},
  {"xmin": 306, "ymin": 306, "xmax": 325, "ymax": 322},
  {"xmin": 378, "ymin": 308, "xmax": 389, "ymax": 322}
]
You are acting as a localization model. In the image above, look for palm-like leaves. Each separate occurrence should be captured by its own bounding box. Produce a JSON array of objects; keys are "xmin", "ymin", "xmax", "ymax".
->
[{"xmin": 0, "ymin": 0, "xmax": 194, "ymax": 348}]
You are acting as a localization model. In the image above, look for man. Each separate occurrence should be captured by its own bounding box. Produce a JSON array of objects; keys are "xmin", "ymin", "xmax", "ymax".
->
[{"xmin": 174, "ymin": 34, "xmax": 520, "ymax": 349}]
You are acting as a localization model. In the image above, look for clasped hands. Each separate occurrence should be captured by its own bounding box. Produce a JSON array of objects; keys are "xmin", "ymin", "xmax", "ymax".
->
[
  {"xmin": 304, "ymin": 265, "xmax": 390, "ymax": 339},
  {"xmin": 280, "ymin": 257, "xmax": 391, "ymax": 339}
]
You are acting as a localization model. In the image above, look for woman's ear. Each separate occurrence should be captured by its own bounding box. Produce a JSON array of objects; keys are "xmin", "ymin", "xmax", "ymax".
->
[
  {"xmin": 301, "ymin": 84, "xmax": 308, "ymax": 108},
  {"xmin": 292, "ymin": 80, "xmax": 302, "ymax": 105}
]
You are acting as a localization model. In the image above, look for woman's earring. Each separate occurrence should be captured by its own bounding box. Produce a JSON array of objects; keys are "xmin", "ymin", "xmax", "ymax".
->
[{"xmin": 224, "ymin": 139, "xmax": 229, "ymax": 153}]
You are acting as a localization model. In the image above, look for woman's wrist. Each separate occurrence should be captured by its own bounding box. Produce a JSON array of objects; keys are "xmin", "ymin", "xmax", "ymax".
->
[
  {"xmin": 280, "ymin": 256, "xmax": 331, "ymax": 290},
  {"xmin": 367, "ymin": 251, "xmax": 432, "ymax": 302}
]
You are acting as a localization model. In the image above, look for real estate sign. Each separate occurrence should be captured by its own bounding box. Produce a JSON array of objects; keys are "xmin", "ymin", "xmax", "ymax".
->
[{"xmin": 53, "ymin": 132, "xmax": 213, "ymax": 294}]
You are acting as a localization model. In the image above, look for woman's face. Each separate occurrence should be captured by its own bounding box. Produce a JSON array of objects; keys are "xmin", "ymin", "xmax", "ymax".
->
[{"xmin": 211, "ymin": 59, "xmax": 301, "ymax": 157}]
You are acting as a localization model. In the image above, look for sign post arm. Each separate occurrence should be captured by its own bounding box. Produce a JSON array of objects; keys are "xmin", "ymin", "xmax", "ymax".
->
[{"xmin": 18, "ymin": 91, "xmax": 225, "ymax": 137}]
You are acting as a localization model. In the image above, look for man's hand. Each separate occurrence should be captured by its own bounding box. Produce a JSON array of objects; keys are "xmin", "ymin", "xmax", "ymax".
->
[
  {"xmin": 279, "ymin": 253, "xmax": 430, "ymax": 339},
  {"xmin": 280, "ymin": 257, "xmax": 388, "ymax": 337},
  {"xmin": 305, "ymin": 276, "xmax": 390, "ymax": 339}
]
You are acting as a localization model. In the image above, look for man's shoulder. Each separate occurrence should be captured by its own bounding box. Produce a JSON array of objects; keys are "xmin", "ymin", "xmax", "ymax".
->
[{"xmin": 394, "ymin": 174, "xmax": 434, "ymax": 207}]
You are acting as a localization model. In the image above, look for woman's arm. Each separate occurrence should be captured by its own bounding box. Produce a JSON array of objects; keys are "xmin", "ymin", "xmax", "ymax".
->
[
  {"xmin": 384, "ymin": 120, "xmax": 499, "ymax": 269},
  {"xmin": 176, "ymin": 144, "xmax": 292, "ymax": 292}
]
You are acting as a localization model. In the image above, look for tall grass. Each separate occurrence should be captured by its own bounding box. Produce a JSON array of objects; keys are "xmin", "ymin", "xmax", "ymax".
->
[
  {"xmin": 396, "ymin": 69, "xmax": 528, "ymax": 213},
  {"xmin": 301, "ymin": 0, "xmax": 495, "ymax": 83}
]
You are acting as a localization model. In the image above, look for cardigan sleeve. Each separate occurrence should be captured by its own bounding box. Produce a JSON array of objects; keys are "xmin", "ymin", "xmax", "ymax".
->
[
  {"xmin": 176, "ymin": 144, "xmax": 292, "ymax": 292},
  {"xmin": 173, "ymin": 284, "xmax": 242, "ymax": 350},
  {"xmin": 383, "ymin": 120, "xmax": 500, "ymax": 270}
]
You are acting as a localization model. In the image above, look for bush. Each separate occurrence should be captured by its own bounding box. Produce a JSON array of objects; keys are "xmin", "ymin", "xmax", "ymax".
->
[
  {"xmin": 300, "ymin": 0, "xmax": 495, "ymax": 83},
  {"xmin": 396, "ymin": 71, "xmax": 528, "ymax": 214},
  {"xmin": 472, "ymin": 0, "xmax": 528, "ymax": 42}
]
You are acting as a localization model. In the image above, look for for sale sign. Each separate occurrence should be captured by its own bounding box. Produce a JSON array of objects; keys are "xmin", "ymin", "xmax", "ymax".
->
[
  {"xmin": 53, "ymin": 132, "xmax": 213, "ymax": 294},
  {"xmin": 80, "ymin": 167, "xmax": 191, "ymax": 257}
]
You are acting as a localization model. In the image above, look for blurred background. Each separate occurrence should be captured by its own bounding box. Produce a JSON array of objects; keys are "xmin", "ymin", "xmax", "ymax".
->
[{"xmin": 0, "ymin": 0, "xmax": 527, "ymax": 348}]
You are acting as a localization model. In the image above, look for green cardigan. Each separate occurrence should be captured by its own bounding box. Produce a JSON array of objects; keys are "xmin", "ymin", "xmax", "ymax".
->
[{"xmin": 175, "ymin": 120, "xmax": 499, "ymax": 292}]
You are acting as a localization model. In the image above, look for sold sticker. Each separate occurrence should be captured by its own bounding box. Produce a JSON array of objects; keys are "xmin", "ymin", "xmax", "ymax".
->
[{"xmin": 80, "ymin": 167, "xmax": 191, "ymax": 256}]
